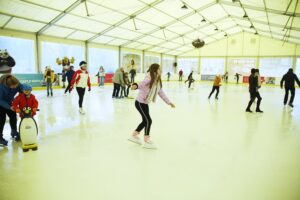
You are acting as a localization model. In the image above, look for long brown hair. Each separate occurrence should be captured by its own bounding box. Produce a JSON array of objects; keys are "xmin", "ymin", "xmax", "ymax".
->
[
  {"xmin": 0, "ymin": 74, "xmax": 19, "ymax": 87},
  {"xmin": 147, "ymin": 63, "xmax": 162, "ymax": 89}
]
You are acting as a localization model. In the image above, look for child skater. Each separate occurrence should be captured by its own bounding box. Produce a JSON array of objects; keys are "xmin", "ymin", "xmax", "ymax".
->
[
  {"xmin": 70, "ymin": 61, "xmax": 91, "ymax": 115},
  {"xmin": 129, "ymin": 63, "xmax": 175, "ymax": 149},
  {"xmin": 208, "ymin": 75, "xmax": 221, "ymax": 100},
  {"xmin": 12, "ymin": 84, "xmax": 38, "ymax": 118}
]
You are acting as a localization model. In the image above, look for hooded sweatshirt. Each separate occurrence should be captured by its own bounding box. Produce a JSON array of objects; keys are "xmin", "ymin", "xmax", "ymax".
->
[
  {"xmin": 280, "ymin": 69, "xmax": 300, "ymax": 88},
  {"xmin": 0, "ymin": 75, "xmax": 23, "ymax": 109}
]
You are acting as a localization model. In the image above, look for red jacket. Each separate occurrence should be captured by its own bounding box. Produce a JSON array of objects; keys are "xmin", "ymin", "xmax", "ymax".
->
[
  {"xmin": 70, "ymin": 70, "xmax": 91, "ymax": 90},
  {"xmin": 12, "ymin": 93, "xmax": 38, "ymax": 117}
]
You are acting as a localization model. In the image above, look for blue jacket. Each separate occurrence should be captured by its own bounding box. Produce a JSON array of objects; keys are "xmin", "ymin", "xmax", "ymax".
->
[
  {"xmin": 0, "ymin": 83, "xmax": 23, "ymax": 110},
  {"xmin": 66, "ymin": 69, "xmax": 75, "ymax": 82}
]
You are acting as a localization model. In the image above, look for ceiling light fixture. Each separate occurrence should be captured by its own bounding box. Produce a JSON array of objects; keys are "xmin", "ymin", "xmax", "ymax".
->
[
  {"xmin": 250, "ymin": 25, "xmax": 254, "ymax": 29},
  {"xmin": 232, "ymin": 0, "xmax": 239, "ymax": 2},
  {"xmin": 243, "ymin": 13, "xmax": 248, "ymax": 18},
  {"xmin": 214, "ymin": 27, "xmax": 218, "ymax": 31},
  {"xmin": 224, "ymin": 33, "xmax": 228, "ymax": 37},
  {"xmin": 254, "ymin": 31, "xmax": 258, "ymax": 35},
  {"xmin": 201, "ymin": 18, "xmax": 206, "ymax": 22}
]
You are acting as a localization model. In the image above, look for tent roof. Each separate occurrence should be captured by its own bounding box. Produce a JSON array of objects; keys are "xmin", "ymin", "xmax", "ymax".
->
[{"xmin": 0, "ymin": 0, "xmax": 299, "ymax": 55}]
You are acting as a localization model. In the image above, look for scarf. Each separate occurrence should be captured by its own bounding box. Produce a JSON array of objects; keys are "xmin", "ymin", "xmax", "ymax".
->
[{"xmin": 146, "ymin": 79, "xmax": 161, "ymax": 103}]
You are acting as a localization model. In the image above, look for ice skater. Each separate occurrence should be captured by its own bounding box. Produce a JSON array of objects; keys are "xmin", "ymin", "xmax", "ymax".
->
[
  {"xmin": 208, "ymin": 75, "xmax": 221, "ymax": 100},
  {"xmin": 112, "ymin": 67, "xmax": 125, "ymax": 98},
  {"xmin": 185, "ymin": 71, "xmax": 195, "ymax": 88},
  {"xmin": 280, "ymin": 68, "xmax": 300, "ymax": 108},
  {"xmin": 0, "ymin": 75, "xmax": 23, "ymax": 146},
  {"xmin": 65, "ymin": 66, "xmax": 75, "ymax": 94},
  {"xmin": 70, "ymin": 61, "xmax": 91, "ymax": 115},
  {"xmin": 44, "ymin": 67, "xmax": 54, "ymax": 97},
  {"xmin": 245, "ymin": 68, "xmax": 263, "ymax": 113},
  {"xmin": 129, "ymin": 63, "xmax": 175, "ymax": 149},
  {"xmin": 235, "ymin": 73, "xmax": 242, "ymax": 84},
  {"xmin": 12, "ymin": 84, "xmax": 38, "ymax": 118},
  {"xmin": 179, "ymin": 69, "xmax": 183, "ymax": 81},
  {"xmin": 167, "ymin": 72, "xmax": 171, "ymax": 81}
]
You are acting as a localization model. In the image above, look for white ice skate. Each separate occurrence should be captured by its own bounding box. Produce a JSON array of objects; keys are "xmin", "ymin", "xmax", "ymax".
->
[
  {"xmin": 143, "ymin": 140, "xmax": 157, "ymax": 149},
  {"xmin": 128, "ymin": 136, "xmax": 142, "ymax": 145},
  {"xmin": 79, "ymin": 108, "xmax": 85, "ymax": 115}
]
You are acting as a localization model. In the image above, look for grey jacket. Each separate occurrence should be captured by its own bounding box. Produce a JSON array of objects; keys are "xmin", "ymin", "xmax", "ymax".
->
[{"xmin": 113, "ymin": 69, "xmax": 125, "ymax": 85}]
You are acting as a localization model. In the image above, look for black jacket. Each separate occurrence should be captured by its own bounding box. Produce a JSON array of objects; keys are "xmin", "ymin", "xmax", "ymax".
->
[
  {"xmin": 249, "ymin": 74, "xmax": 258, "ymax": 92},
  {"xmin": 280, "ymin": 72, "xmax": 300, "ymax": 88}
]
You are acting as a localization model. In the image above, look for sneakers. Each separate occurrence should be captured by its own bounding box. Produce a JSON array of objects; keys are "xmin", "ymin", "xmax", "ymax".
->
[
  {"xmin": 288, "ymin": 103, "xmax": 294, "ymax": 108},
  {"xmin": 11, "ymin": 130, "xmax": 20, "ymax": 141},
  {"xmin": 128, "ymin": 135, "xmax": 142, "ymax": 145},
  {"xmin": 143, "ymin": 140, "xmax": 157, "ymax": 149},
  {"xmin": 0, "ymin": 138, "xmax": 8, "ymax": 146},
  {"xmin": 256, "ymin": 109, "xmax": 263, "ymax": 113},
  {"xmin": 79, "ymin": 108, "xmax": 85, "ymax": 115},
  {"xmin": 245, "ymin": 109, "xmax": 252, "ymax": 113}
]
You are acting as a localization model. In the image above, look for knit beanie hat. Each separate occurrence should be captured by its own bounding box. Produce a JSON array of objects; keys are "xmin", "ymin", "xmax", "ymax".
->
[{"xmin": 79, "ymin": 61, "xmax": 87, "ymax": 66}]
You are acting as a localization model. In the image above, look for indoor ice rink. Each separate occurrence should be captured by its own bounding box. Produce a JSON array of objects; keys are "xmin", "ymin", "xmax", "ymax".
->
[{"xmin": 1, "ymin": 0, "xmax": 300, "ymax": 200}]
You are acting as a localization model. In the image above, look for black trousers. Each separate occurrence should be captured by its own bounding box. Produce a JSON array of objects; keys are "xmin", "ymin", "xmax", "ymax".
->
[
  {"xmin": 0, "ymin": 106, "xmax": 17, "ymax": 138},
  {"xmin": 126, "ymin": 85, "xmax": 131, "ymax": 97},
  {"xmin": 135, "ymin": 101, "xmax": 152, "ymax": 136},
  {"xmin": 112, "ymin": 83, "xmax": 121, "ymax": 97},
  {"xmin": 209, "ymin": 86, "xmax": 220, "ymax": 98},
  {"xmin": 76, "ymin": 87, "xmax": 86, "ymax": 108},
  {"xmin": 187, "ymin": 79, "xmax": 194, "ymax": 88},
  {"xmin": 284, "ymin": 87, "xmax": 295, "ymax": 104},
  {"xmin": 120, "ymin": 86, "xmax": 126, "ymax": 97},
  {"xmin": 246, "ymin": 90, "xmax": 262, "ymax": 110},
  {"xmin": 131, "ymin": 76, "xmax": 135, "ymax": 83},
  {"xmin": 65, "ymin": 80, "xmax": 71, "ymax": 93}
]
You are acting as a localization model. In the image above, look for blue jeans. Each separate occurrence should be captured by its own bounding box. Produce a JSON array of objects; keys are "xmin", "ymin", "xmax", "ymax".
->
[{"xmin": 100, "ymin": 76, "xmax": 105, "ymax": 86}]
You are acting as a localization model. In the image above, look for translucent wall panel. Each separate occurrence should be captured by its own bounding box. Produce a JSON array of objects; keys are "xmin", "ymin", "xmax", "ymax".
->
[
  {"xmin": 121, "ymin": 53, "xmax": 142, "ymax": 73},
  {"xmin": 162, "ymin": 56, "xmax": 175, "ymax": 74},
  {"xmin": 295, "ymin": 58, "xmax": 300, "ymax": 77},
  {"xmin": 177, "ymin": 58, "xmax": 198, "ymax": 74},
  {"xmin": 259, "ymin": 57, "xmax": 292, "ymax": 77},
  {"xmin": 0, "ymin": 36, "xmax": 35, "ymax": 73},
  {"xmin": 89, "ymin": 48, "xmax": 118, "ymax": 74},
  {"xmin": 200, "ymin": 58, "xmax": 225, "ymax": 75},
  {"xmin": 144, "ymin": 55, "xmax": 160, "ymax": 72},
  {"xmin": 227, "ymin": 58, "xmax": 256, "ymax": 76},
  {"xmin": 41, "ymin": 41, "xmax": 85, "ymax": 73}
]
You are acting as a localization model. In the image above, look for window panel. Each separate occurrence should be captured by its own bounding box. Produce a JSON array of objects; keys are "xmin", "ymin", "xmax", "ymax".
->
[
  {"xmin": 41, "ymin": 41, "xmax": 85, "ymax": 73},
  {"xmin": 122, "ymin": 53, "xmax": 142, "ymax": 73},
  {"xmin": 201, "ymin": 58, "xmax": 225, "ymax": 75},
  {"xmin": 144, "ymin": 55, "xmax": 160, "ymax": 72},
  {"xmin": 177, "ymin": 58, "xmax": 198, "ymax": 74},
  {"xmin": 227, "ymin": 58, "xmax": 256, "ymax": 76},
  {"xmin": 295, "ymin": 58, "xmax": 300, "ymax": 77},
  {"xmin": 162, "ymin": 56, "xmax": 175, "ymax": 74},
  {"xmin": 0, "ymin": 36, "xmax": 35, "ymax": 74},
  {"xmin": 89, "ymin": 48, "xmax": 119, "ymax": 74},
  {"xmin": 259, "ymin": 57, "xmax": 292, "ymax": 77}
]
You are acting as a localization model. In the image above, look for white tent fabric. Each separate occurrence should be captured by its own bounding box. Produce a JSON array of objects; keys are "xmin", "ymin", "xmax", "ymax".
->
[{"xmin": 0, "ymin": 0, "xmax": 299, "ymax": 55}]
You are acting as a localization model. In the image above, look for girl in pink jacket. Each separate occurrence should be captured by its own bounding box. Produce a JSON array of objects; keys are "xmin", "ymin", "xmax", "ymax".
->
[{"xmin": 129, "ymin": 63, "xmax": 175, "ymax": 149}]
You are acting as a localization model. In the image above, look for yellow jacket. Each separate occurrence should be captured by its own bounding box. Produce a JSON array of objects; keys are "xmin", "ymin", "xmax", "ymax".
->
[
  {"xmin": 44, "ymin": 70, "xmax": 55, "ymax": 83},
  {"xmin": 213, "ymin": 76, "xmax": 221, "ymax": 86}
]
